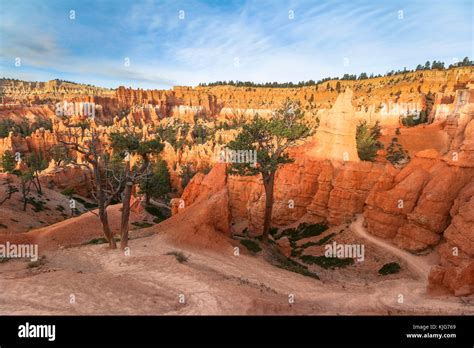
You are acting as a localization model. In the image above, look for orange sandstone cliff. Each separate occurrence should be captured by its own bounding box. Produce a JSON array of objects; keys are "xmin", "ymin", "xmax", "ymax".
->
[{"xmin": 1, "ymin": 68, "xmax": 473, "ymax": 296}]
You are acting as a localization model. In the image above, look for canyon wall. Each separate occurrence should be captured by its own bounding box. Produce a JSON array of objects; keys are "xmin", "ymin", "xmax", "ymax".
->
[
  {"xmin": 1, "ymin": 68, "xmax": 473, "ymax": 295},
  {"xmin": 175, "ymin": 79, "xmax": 474, "ymax": 296},
  {"xmin": 3, "ymin": 67, "xmax": 473, "ymax": 126}
]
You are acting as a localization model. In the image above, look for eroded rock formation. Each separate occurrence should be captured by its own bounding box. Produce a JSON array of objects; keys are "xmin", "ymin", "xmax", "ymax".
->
[
  {"xmin": 173, "ymin": 77, "xmax": 474, "ymax": 295},
  {"xmin": 1, "ymin": 68, "xmax": 473, "ymax": 296}
]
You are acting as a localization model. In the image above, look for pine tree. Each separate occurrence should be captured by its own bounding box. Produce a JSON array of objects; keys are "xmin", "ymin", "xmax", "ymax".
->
[
  {"xmin": 226, "ymin": 100, "xmax": 312, "ymax": 242},
  {"xmin": 356, "ymin": 121, "xmax": 383, "ymax": 161},
  {"xmin": 139, "ymin": 158, "xmax": 171, "ymax": 205},
  {"xmin": 109, "ymin": 131, "xmax": 165, "ymax": 249},
  {"xmin": 0, "ymin": 151, "xmax": 16, "ymax": 173}
]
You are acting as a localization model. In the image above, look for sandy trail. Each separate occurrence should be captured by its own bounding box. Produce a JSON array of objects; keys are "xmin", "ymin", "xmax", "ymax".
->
[
  {"xmin": 349, "ymin": 214, "xmax": 472, "ymax": 314},
  {"xmin": 350, "ymin": 214, "xmax": 433, "ymax": 280},
  {"xmin": 0, "ymin": 226, "xmax": 472, "ymax": 315}
]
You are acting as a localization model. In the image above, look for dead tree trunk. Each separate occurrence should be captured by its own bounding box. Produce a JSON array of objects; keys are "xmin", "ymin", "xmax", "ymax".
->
[
  {"xmin": 120, "ymin": 181, "xmax": 133, "ymax": 249},
  {"xmin": 93, "ymin": 160, "xmax": 116, "ymax": 249},
  {"xmin": 35, "ymin": 170, "xmax": 42, "ymax": 195},
  {"xmin": 145, "ymin": 191, "xmax": 150, "ymax": 206},
  {"xmin": 119, "ymin": 157, "xmax": 148, "ymax": 249}
]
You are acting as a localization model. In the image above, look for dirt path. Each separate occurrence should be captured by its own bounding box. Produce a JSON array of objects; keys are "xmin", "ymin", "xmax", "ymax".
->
[
  {"xmin": 0, "ymin": 215, "xmax": 472, "ymax": 315},
  {"xmin": 348, "ymin": 214, "xmax": 472, "ymax": 314},
  {"xmin": 1, "ymin": 230, "xmax": 472, "ymax": 315},
  {"xmin": 350, "ymin": 214, "xmax": 433, "ymax": 280}
]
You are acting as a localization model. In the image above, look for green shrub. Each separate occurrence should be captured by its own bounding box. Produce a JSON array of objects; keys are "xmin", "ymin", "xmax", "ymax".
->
[
  {"xmin": 60, "ymin": 187, "xmax": 76, "ymax": 197},
  {"xmin": 300, "ymin": 255, "xmax": 354, "ymax": 269},
  {"xmin": 139, "ymin": 158, "xmax": 172, "ymax": 203},
  {"xmin": 386, "ymin": 138, "xmax": 410, "ymax": 166},
  {"xmin": 32, "ymin": 116, "xmax": 53, "ymax": 132},
  {"xmin": 144, "ymin": 205, "xmax": 167, "ymax": 222},
  {"xmin": 280, "ymin": 223, "xmax": 328, "ymax": 242},
  {"xmin": 300, "ymin": 241, "xmax": 318, "ymax": 249},
  {"xmin": 28, "ymin": 197, "xmax": 46, "ymax": 212},
  {"xmin": 378, "ymin": 262, "xmax": 401, "ymax": 275},
  {"xmin": 86, "ymin": 237, "xmax": 108, "ymax": 245},
  {"xmin": 356, "ymin": 120, "xmax": 383, "ymax": 161},
  {"xmin": 275, "ymin": 228, "xmax": 294, "ymax": 240},
  {"xmin": 166, "ymin": 251, "xmax": 188, "ymax": 263},
  {"xmin": 0, "ymin": 151, "xmax": 16, "ymax": 172},
  {"xmin": 269, "ymin": 227, "xmax": 279, "ymax": 236},
  {"xmin": 315, "ymin": 233, "xmax": 336, "ymax": 246},
  {"xmin": 131, "ymin": 221, "xmax": 153, "ymax": 228},
  {"xmin": 71, "ymin": 195, "xmax": 97, "ymax": 209},
  {"xmin": 191, "ymin": 123, "xmax": 213, "ymax": 144},
  {"xmin": 180, "ymin": 163, "xmax": 197, "ymax": 189},
  {"xmin": 400, "ymin": 92, "xmax": 433, "ymax": 127},
  {"xmin": 0, "ymin": 118, "xmax": 16, "ymax": 138},
  {"xmin": 84, "ymin": 237, "xmax": 120, "ymax": 245},
  {"xmin": 401, "ymin": 113, "xmax": 423, "ymax": 127},
  {"xmin": 240, "ymin": 239, "xmax": 262, "ymax": 253},
  {"xmin": 274, "ymin": 256, "xmax": 319, "ymax": 279},
  {"xmin": 300, "ymin": 233, "xmax": 336, "ymax": 249},
  {"xmin": 291, "ymin": 247, "xmax": 303, "ymax": 257}
]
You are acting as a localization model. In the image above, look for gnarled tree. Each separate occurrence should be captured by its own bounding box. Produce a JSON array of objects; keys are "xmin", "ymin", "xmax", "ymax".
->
[
  {"xmin": 58, "ymin": 123, "xmax": 122, "ymax": 249},
  {"xmin": 109, "ymin": 130, "xmax": 164, "ymax": 249},
  {"xmin": 227, "ymin": 100, "xmax": 312, "ymax": 242}
]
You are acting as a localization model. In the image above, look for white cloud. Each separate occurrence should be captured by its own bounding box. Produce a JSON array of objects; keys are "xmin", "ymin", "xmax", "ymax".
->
[{"xmin": 0, "ymin": 0, "xmax": 472, "ymax": 88}]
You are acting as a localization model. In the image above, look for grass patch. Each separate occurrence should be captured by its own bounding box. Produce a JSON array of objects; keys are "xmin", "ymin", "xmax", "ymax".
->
[
  {"xmin": 60, "ymin": 187, "xmax": 75, "ymax": 196},
  {"xmin": 28, "ymin": 197, "xmax": 46, "ymax": 212},
  {"xmin": 378, "ymin": 262, "xmax": 401, "ymax": 275},
  {"xmin": 240, "ymin": 239, "xmax": 262, "ymax": 253},
  {"xmin": 274, "ymin": 254, "xmax": 319, "ymax": 280},
  {"xmin": 269, "ymin": 227, "xmax": 279, "ymax": 236},
  {"xmin": 299, "ymin": 241, "xmax": 318, "ymax": 249},
  {"xmin": 315, "ymin": 232, "xmax": 337, "ymax": 246},
  {"xmin": 279, "ymin": 223, "xmax": 328, "ymax": 242},
  {"xmin": 72, "ymin": 195, "xmax": 97, "ymax": 209},
  {"xmin": 255, "ymin": 235, "xmax": 275, "ymax": 243},
  {"xmin": 0, "ymin": 257, "xmax": 11, "ymax": 263},
  {"xmin": 277, "ymin": 227, "xmax": 295, "ymax": 240},
  {"xmin": 84, "ymin": 237, "xmax": 120, "ymax": 245},
  {"xmin": 291, "ymin": 247, "xmax": 303, "ymax": 257},
  {"xmin": 300, "ymin": 233, "xmax": 337, "ymax": 249},
  {"xmin": 166, "ymin": 251, "xmax": 188, "ymax": 263},
  {"xmin": 300, "ymin": 255, "xmax": 354, "ymax": 269},
  {"xmin": 131, "ymin": 221, "xmax": 154, "ymax": 228},
  {"xmin": 55, "ymin": 205, "xmax": 65, "ymax": 212},
  {"xmin": 85, "ymin": 237, "xmax": 108, "ymax": 245},
  {"xmin": 144, "ymin": 204, "xmax": 168, "ymax": 222}
]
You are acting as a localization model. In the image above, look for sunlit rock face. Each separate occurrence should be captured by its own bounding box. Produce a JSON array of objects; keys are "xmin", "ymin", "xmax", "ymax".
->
[
  {"xmin": 174, "ymin": 73, "xmax": 474, "ymax": 295},
  {"xmin": 309, "ymin": 89, "xmax": 360, "ymax": 162},
  {"xmin": 0, "ymin": 68, "xmax": 473, "ymax": 296}
]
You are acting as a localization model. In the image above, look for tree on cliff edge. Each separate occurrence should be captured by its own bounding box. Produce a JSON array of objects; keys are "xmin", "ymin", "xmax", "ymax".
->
[{"xmin": 226, "ymin": 100, "xmax": 312, "ymax": 242}]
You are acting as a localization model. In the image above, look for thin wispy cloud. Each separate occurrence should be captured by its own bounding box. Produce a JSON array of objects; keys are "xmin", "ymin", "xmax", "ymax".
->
[{"xmin": 0, "ymin": 0, "xmax": 472, "ymax": 88}]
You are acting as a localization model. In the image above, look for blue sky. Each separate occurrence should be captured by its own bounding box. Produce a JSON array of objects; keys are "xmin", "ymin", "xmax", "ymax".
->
[{"xmin": 0, "ymin": 0, "xmax": 472, "ymax": 89}]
